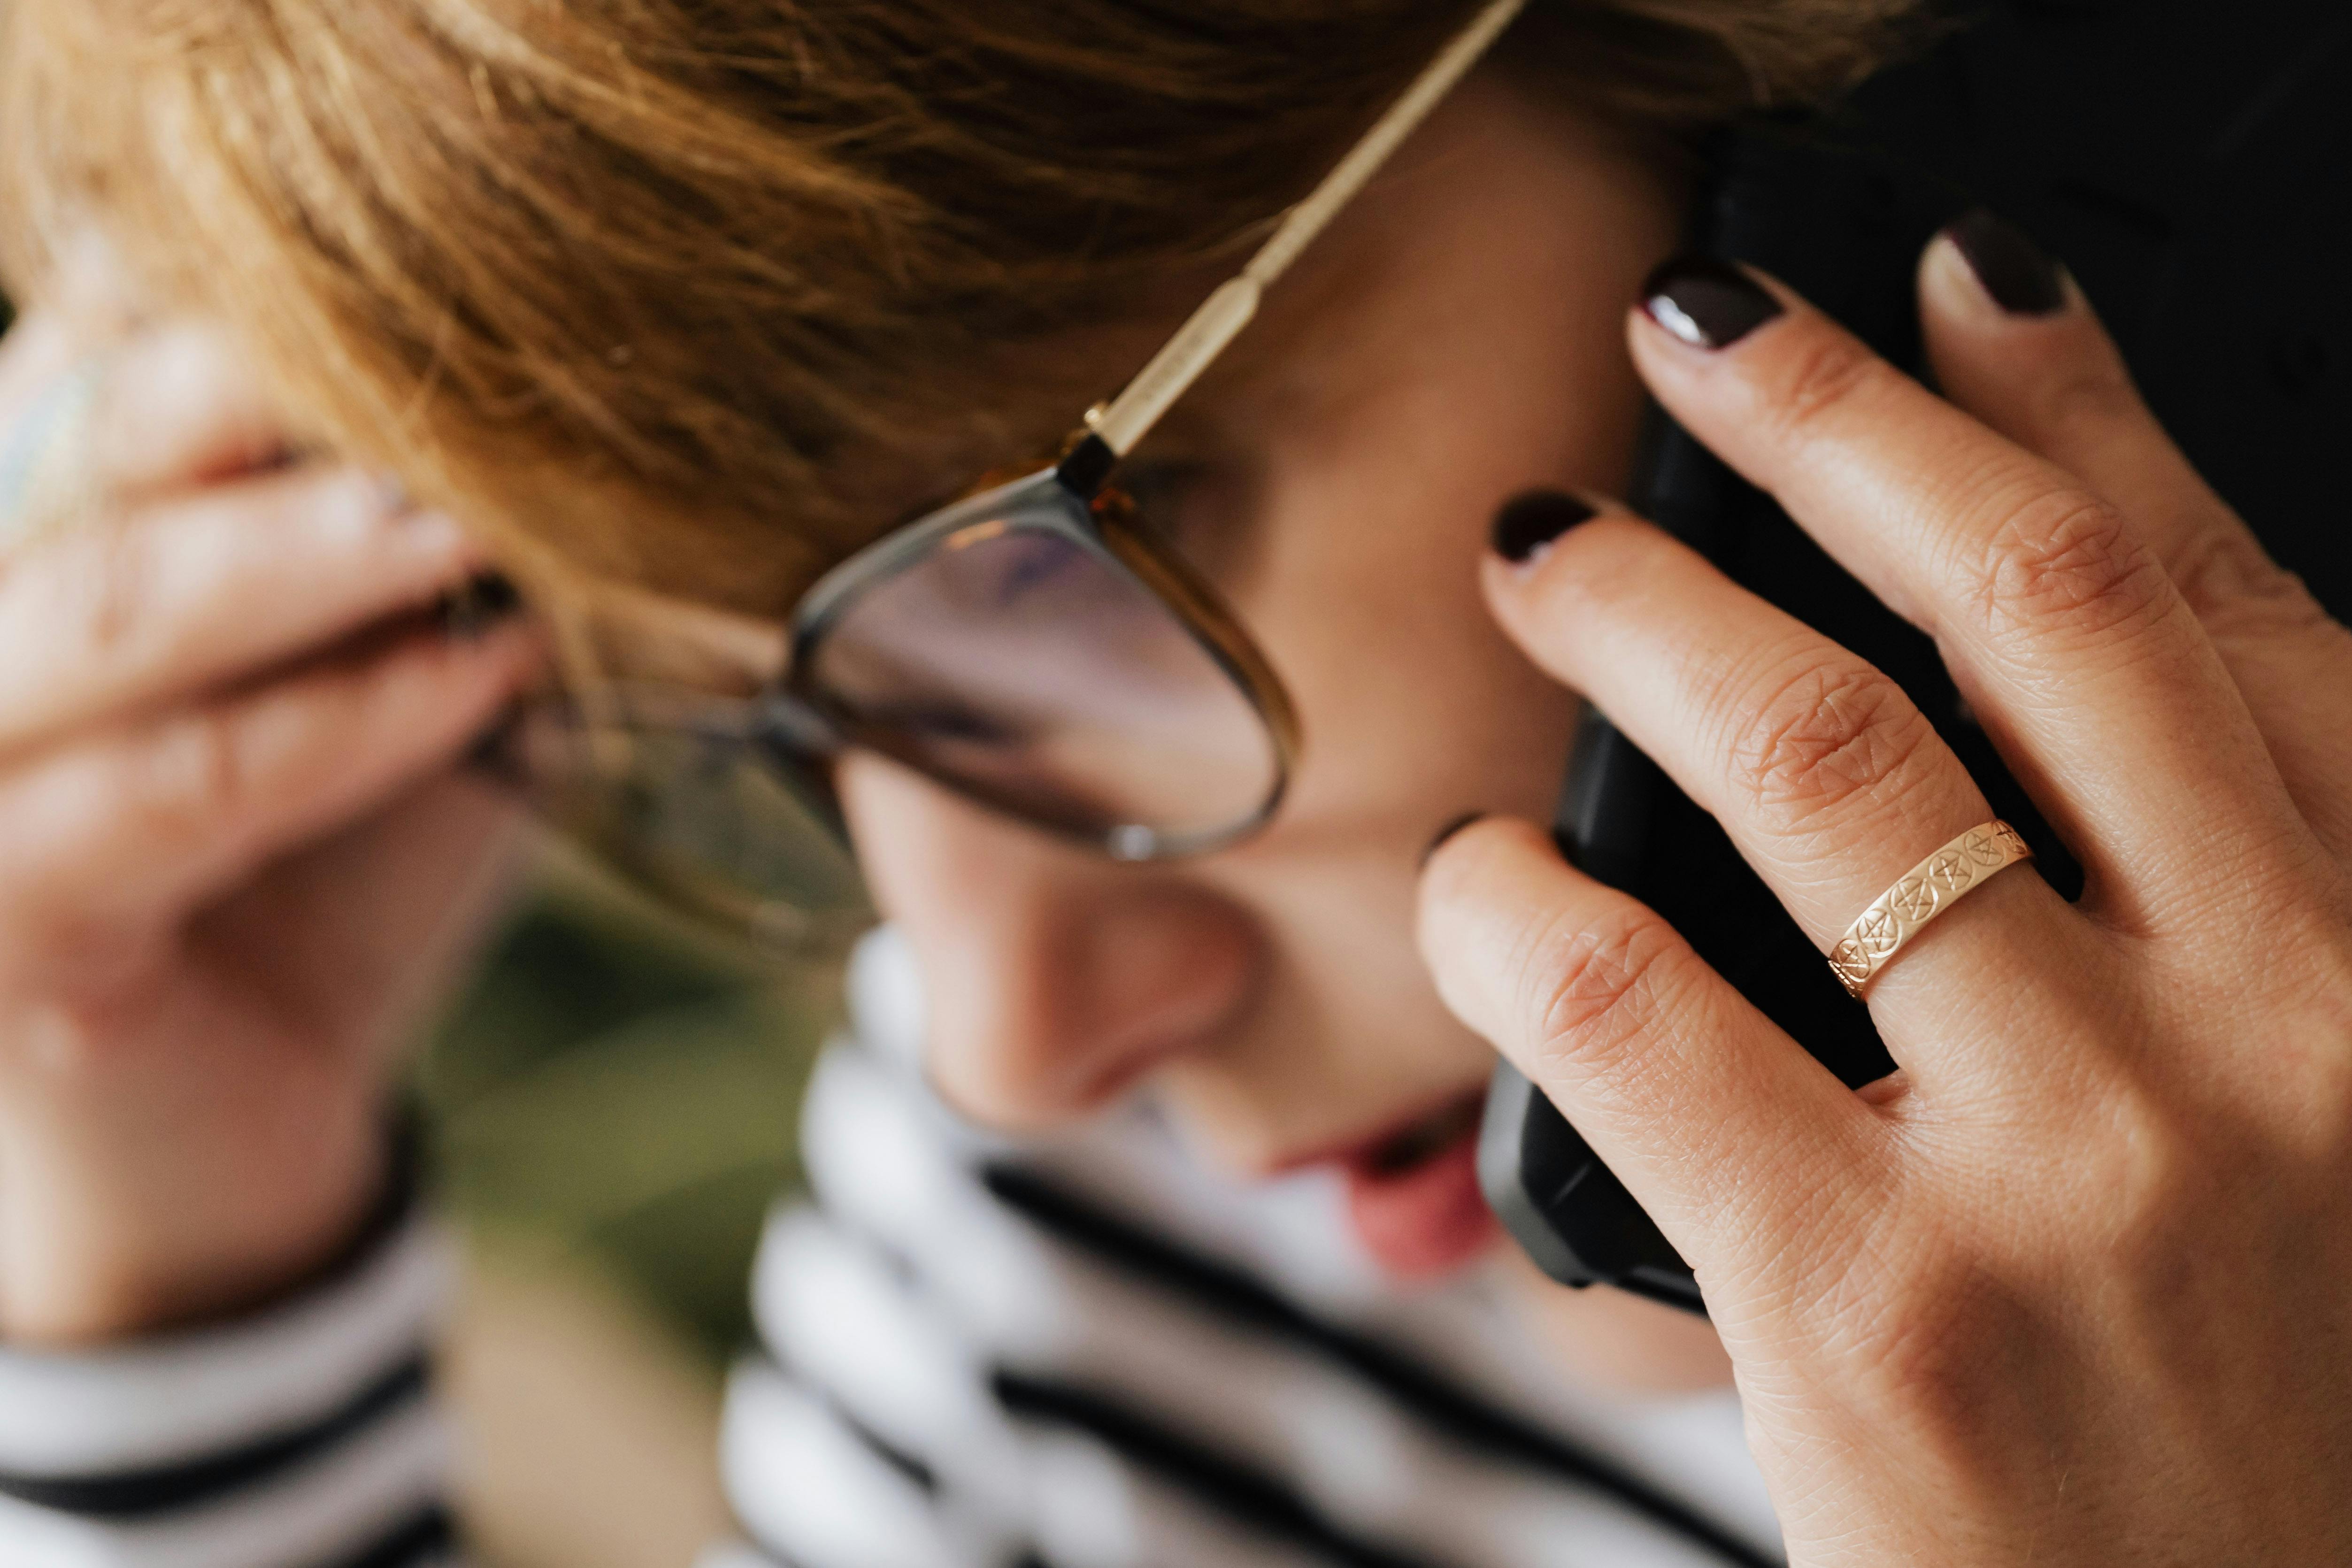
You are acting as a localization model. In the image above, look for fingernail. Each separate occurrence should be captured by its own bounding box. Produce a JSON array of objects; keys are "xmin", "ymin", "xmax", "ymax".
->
[
  {"xmin": 1639, "ymin": 256, "xmax": 1784, "ymax": 350},
  {"xmin": 464, "ymin": 700, "xmax": 535, "ymax": 789},
  {"xmin": 1491, "ymin": 489, "xmax": 1596, "ymax": 566},
  {"xmin": 437, "ymin": 571, "xmax": 524, "ymax": 639},
  {"xmin": 1942, "ymin": 209, "xmax": 2068, "ymax": 316},
  {"xmin": 1421, "ymin": 810, "xmax": 1487, "ymax": 869},
  {"xmin": 374, "ymin": 472, "xmax": 413, "ymax": 514}
]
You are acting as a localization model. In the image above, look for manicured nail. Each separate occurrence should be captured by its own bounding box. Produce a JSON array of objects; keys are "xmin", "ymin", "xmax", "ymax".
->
[
  {"xmin": 1491, "ymin": 489, "xmax": 1596, "ymax": 565},
  {"xmin": 437, "ymin": 571, "xmax": 523, "ymax": 639},
  {"xmin": 463, "ymin": 700, "xmax": 534, "ymax": 788},
  {"xmin": 1421, "ymin": 811, "xmax": 1487, "ymax": 869},
  {"xmin": 1640, "ymin": 256, "xmax": 1784, "ymax": 349},
  {"xmin": 1942, "ymin": 209, "xmax": 2068, "ymax": 316}
]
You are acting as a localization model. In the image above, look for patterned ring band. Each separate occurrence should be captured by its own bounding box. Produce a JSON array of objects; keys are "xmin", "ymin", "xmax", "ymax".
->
[{"xmin": 1828, "ymin": 820, "xmax": 2034, "ymax": 999}]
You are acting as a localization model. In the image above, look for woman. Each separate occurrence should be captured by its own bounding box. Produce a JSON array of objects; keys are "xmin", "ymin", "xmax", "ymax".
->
[{"xmin": 0, "ymin": 0, "xmax": 2348, "ymax": 1564}]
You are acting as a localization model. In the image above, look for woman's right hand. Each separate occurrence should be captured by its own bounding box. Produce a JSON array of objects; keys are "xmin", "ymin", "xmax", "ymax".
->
[{"xmin": 0, "ymin": 307, "xmax": 540, "ymax": 1345}]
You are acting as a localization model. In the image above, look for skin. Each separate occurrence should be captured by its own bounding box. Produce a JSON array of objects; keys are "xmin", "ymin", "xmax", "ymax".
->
[
  {"xmin": 1420, "ymin": 247, "xmax": 2352, "ymax": 1560},
  {"xmin": 2, "ymin": 62, "xmax": 2348, "ymax": 1564},
  {"xmin": 0, "ymin": 79, "xmax": 1729, "ymax": 1379},
  {"xmin": 0, "ymin": 317, "xmax": 537, "ymax": 1339},
  {"xmin": 838, "ymin": 83, "xmax": 1728, "ymax": 1381}
]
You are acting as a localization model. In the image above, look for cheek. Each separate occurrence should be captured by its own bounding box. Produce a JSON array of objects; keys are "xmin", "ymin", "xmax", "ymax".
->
[
  {"xmin": 834, "ymin": 750, "xmax": 1268, "ymax": 1130},
  {"xmin": 1218, "ymin": 302, "xmax": 1640, "ymax": 853},
  {"xmin": 833, "ymin": 751, "xmax": 991, "ymax": 930},
  {"xmin": 1234, "ymin": 449, "xmax": 1584, "ymax": 855},
  {"xmin": 1145, "ymin": 471, "xmax": 1583, "ymax": 1160}
]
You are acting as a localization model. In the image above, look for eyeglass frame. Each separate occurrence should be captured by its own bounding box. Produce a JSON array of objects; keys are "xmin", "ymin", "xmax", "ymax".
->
[
  {"xmin": 540, "ymin": 0, "xmax": 1530, "ymax": 884},
  {"xmin": 785, "ymin": 459, "xmax": 1304, "ymax": 860}
]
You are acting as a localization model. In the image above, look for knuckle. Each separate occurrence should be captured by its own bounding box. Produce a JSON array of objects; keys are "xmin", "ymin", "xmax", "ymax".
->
[
  {"xmin": 85, "ymin": 531, "xmax": 156, "ymax": 657},
  {"xmin": 1756, "ymin": 328, "xmax": 1889, "ymax": 442},
  {"xmin": 1844, "ymin": 1253, "xmax": 2042, "ymax": 1453},
  {"xmin": 1722, "ymin": 652, "xmax": 1934, "ymax": 830},
  {"xmin": 2167, "ymin": 526, "xmax": 2333, "ymax": 642},
  {"xmin": 1521, "ymin": 903, "xmax": 1689, "ymax": 1078},
  {"xmin": 2033, "ymin": 359, "xmax": 2143, "ymax": 438},
  {"xmin": 136, "ymin": 710, "xmax": 248, "ymax": 834},
  {"xmin": 33, "ymin": 515, "xmax": 156, "ymax": 666},
  {"xmin": 1973, "ymin": 487, "xmax": 2171, "ymax": 647}
]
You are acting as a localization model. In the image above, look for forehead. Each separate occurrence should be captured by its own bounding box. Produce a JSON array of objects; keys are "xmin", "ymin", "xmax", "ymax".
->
[
  {"xmin": 1148, "ymin": 78, "xmax": 1644, "ymax": 447},
  {"xmin": 596, "ymin": 78, "xmax": 1639, "ymax": 673}
]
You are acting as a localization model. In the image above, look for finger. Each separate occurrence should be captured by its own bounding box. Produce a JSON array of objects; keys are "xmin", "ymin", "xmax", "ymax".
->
[
  {"xmin": 0, "ymin": 311, "xmax": 103, "ymax": 539},
  {"xmin": 1482, "ymin": 505, "xmax": 2076, "ymax": 1027},
  {"xmin": 1918, "ymin": 219, "xmax": 2352, "ymax": 851},
  {"xmin": 193, "ymin": 770, "xmax": 528, "ymax": 1055},
  {"xmin": 0, "ymin": 467, "xmax": 484, "ymax": 750},
  {"xmin": 84, "ymin": 323, "xmax": 291, "ymax": 497},
  {"xmin": 1418, "ymin": 816, "xmax": 1875, "ymax": 1284},
  {"xmin": 0, "ymin": 322, "xmax": 287, "ymax": 539},
  {"xmin": 0, "ymin": 622, "xmax": 539, "ymax": 990},
  {"xmin": 0, "ymin": 309, "xmax": 89, "ymax": 432},
  {"xmin": 1629, "ymin": 259, "xmax": 2306, "ymax": 919}
]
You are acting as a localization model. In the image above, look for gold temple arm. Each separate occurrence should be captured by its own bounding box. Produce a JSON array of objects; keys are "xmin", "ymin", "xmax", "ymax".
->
[{"xmin": 1085, "ymin": 0, "xmax": 1529, "ymax": 458}]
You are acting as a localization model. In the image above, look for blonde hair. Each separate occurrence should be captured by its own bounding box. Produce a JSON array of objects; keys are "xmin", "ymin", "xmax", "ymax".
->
[{"xmin": 0, "ymin": 0, "xmax": 1919, "ymax": 622}]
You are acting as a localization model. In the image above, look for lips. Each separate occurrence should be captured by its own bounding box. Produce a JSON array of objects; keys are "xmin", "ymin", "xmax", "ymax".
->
[{"xmin": 1331, "ymin": 1093, "xmax": 1499, "ymax": 1282}]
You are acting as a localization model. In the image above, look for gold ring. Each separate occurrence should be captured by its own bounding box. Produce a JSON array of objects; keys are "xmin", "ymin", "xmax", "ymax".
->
[{"xmin": 1828, "ymin": 820, "xmax": 2033, "ymax": 999}]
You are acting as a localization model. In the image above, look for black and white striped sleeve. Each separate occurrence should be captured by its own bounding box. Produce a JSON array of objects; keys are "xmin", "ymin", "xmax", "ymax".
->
[
  {"xmin": 0, "ymin": 1205, "xmax": 461, "ymax": 1568},
  {"xmin": 714, "ymin": 1011, "xmax": 1784, "ymax": 1568}
]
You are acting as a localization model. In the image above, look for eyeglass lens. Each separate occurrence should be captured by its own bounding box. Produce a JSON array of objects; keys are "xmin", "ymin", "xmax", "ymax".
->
[
  {"xmin": 800, "ymin": 483, "xmax": 1281, "ymax": 856},
  {"xmin": 496, "ymin": 699, "xmax": 872, "ymax": 948}
]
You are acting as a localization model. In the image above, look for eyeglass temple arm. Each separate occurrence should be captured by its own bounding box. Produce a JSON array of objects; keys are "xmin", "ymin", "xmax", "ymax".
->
[{"xmin": 1076, "ymin": 0, "xmax": 1528, "ymax": 470}]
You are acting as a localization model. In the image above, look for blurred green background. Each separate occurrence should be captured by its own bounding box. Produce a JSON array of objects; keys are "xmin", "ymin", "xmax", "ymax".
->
[{"xmin": 417, "ymin": 847, "xmax": 846, "ymax": 1367}]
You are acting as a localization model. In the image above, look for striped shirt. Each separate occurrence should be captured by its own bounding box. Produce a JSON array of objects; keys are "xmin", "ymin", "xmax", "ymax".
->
[{"xmin": 0, "ymin": 930, "xmax": 1781, "ymax": 1568}]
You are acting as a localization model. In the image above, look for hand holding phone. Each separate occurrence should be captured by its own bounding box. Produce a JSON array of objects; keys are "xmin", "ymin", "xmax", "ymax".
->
[
  {"xmin": 1476, "ymin": 0, "xmax": 2352, "ymax": 1310},
  {"xmin": 1422, "ymin": 214, "xmax": 2352, "ymax": 1567}
]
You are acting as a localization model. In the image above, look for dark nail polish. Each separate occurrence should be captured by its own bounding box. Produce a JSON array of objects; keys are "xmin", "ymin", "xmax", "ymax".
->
[
  {"xmin": 437, "ymin": 571, "xmax": 523, "ymax": 639},
  {"xmin": 1491, "ymin": 489, "xmax": 1596, "ymax": 565},
  {"xmin": 1421, "ymin": 811, "xmax": 1488, "ymax": 869},
  {"xmin": 1943, "ymin": 209, "xmax": 2067, "ymax": 316},
  {"xmin": 464, "ymin": 700, "xmax": 534, "ymax": 789},
  {"xmin": 1640, "ymin": 255, "xmax": 1784, "ymax": 349}
]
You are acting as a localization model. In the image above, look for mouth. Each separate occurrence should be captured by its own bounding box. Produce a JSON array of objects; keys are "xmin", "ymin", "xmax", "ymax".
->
[
  {"xmin": 1292, "ymin": 1090, "xmax": 1499, "ymax": 1283},
  {"xmin": 1359, "ymin": 1094, "xmax": 1485, "ymax": 1176}
]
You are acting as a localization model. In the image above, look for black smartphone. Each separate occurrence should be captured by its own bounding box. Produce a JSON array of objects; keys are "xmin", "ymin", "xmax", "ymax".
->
[{"xmin": 1478, "ymin": 0, "xmax": 2352, "ymax": 1313}]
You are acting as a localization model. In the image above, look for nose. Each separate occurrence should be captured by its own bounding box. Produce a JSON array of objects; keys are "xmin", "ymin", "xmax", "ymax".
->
[{"xmin": 836, "ymin": 754, "xmax": 1260, "ymax": 1131}]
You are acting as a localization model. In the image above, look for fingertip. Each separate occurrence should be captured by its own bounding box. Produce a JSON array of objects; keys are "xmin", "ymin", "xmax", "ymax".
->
[
  {"xmin": 96, "ymin": 323, "xmax": 287, "ymax": 493},
  {"xmin": 1475, "ymin": 504, "xmax": 1684, "ymax": 681},
  {"xmin": 362, "ymin": 619, "xmax": 540, "ymax": 736},
  {"xmin": 1918, "ymin": 222, "xmax": 2147, "ymax": 450},
  {"xmin": 1919, "ymin": 231, "xmax": 2078, "ymax": 344},
  {"xmin": 1491, "ymin": 489, "xmax": 1599, "ymax": 568},
  {"xmin": 1420, "ymin": 809, "xmax": 1491, "ymax": 870},
  {"xmin": 1918, "ymin": 227, "xmax": 1995, "ymax": 325},
  {"xmin": 441, "ymin": 615, "xmax": 547, "ymax": 696},
  {"xmin": 1414, "ymin": 812, "xmax": 1558, "ymax": 1023},
  {"xmin": 1926, "ymin": 210, "xmax": 2072, "ymax": 322},
  {"xmin": 1416, "ymin": 813, "xmax": 1559, "ymax": 916},
  {"xmin": 1632, "ymin": 255, "xmax": 1790, "ymax": 354}
]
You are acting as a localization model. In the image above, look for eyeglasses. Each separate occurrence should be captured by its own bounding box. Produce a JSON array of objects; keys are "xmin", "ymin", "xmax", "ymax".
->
[{"xmin": 501, "ymin": 0, "xmax": 1529, "ymax": 947}]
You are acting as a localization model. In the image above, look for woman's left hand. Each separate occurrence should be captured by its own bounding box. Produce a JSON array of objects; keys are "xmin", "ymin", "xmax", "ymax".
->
[{"xmin": 1418, "ymin": 223, "xmax": 2352, "ymax": 1566}]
